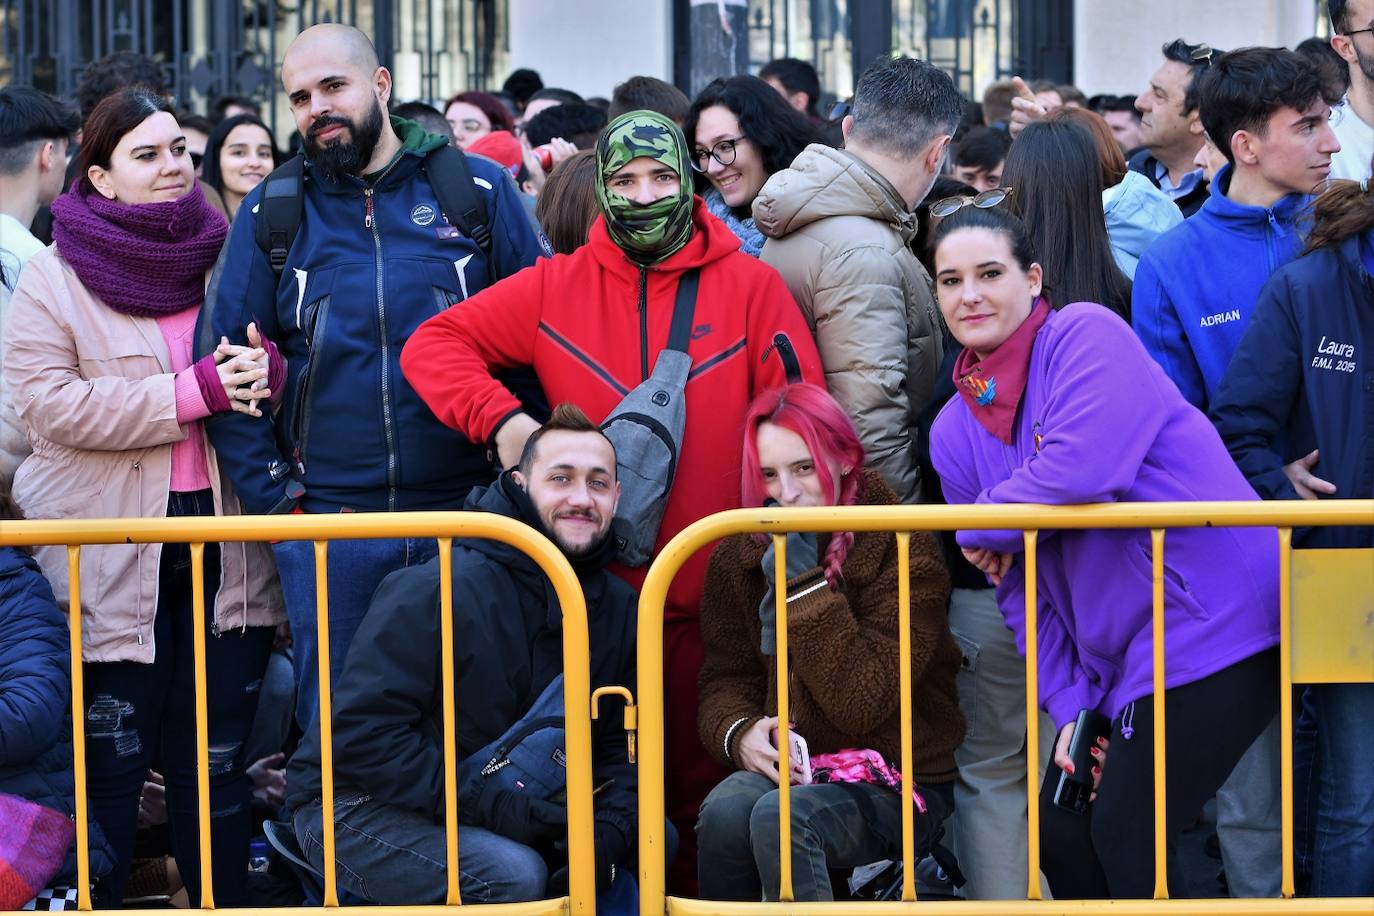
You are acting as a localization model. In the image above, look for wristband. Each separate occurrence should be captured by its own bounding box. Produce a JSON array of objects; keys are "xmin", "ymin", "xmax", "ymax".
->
[{"xmin": 723, "ymin": 716, "xmax": 751, "ymax": 764}]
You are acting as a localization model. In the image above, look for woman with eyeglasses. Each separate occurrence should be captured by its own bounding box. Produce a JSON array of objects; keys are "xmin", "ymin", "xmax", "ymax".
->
[
  {"xmin": 683, "ymin": 76, "xmax": 819, "ymax": 257},
  {"xmin": 927, "ymin": 202, "xmax": 1279, "ymax": 899},
  {"xmin": 999, "ymin": 117, "xmax": 1133, "ymax": 320},
  {"xmin": 443, "ymin": 91, "xmax": 515, "ymax": 150}
]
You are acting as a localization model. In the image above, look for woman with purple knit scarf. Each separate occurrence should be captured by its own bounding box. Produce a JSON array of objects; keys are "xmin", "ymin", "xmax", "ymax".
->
[{"xmin": 2, "ymin": 87, "xmax": 286, "ymax": 907}]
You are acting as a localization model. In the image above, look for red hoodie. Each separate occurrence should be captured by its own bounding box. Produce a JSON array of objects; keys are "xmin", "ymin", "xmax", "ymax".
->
[{"xmin": 402, "ymin": 199, "xmax": 823, "ymax": 622}]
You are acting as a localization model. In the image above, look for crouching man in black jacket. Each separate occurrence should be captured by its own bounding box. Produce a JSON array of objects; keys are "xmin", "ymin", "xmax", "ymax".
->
[{"xmin": 286, "ymin": 404, "xmax": 638, "ymax": 904}]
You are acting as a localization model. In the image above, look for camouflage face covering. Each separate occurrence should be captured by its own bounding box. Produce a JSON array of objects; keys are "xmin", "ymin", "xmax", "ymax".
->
[{"xmin": 595, "ymin": 110, "xmax": 695, "ymax": 264}]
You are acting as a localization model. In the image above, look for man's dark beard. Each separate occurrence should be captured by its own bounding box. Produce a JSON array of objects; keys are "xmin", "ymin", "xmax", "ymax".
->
[
  {"xmin": 1356, "ymin": 41, "xmax": 1374, "ymax": 86},
  {"xmin": 554, "ymin": 521, "xmax": 612, "ymax": 559},
  {"xmin": 304, "ymin": 98, "xmax": 385, "ymax": 180}
]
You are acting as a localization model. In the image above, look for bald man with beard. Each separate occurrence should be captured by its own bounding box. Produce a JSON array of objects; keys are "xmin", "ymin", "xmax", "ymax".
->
[{"xmin": 198, "ymin": 24, "xmax": 549, "ymax": 738}]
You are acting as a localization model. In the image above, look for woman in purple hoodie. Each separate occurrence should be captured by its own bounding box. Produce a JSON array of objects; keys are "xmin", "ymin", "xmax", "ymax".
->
[{"xmin": 928, "ymin": 203, "xmax": 1279, "ymax": 899}]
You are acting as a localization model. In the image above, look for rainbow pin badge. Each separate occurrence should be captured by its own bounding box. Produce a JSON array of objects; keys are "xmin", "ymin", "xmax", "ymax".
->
[{"xmin": 963, "ymin": 373, "xmax": 997, "ymax": 407}]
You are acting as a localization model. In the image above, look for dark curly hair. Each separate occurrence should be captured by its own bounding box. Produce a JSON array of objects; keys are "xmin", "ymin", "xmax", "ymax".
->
[{"xmin": 683, "ymin": 76, "xmax": 820, "ymax": 195}]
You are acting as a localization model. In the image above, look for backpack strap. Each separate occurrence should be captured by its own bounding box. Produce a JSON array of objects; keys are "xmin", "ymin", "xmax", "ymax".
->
[
  {"xmin": 666, "ymin": 268, "xmax": 700, "ymax": 353},
  {"xmin": 254, "ymin": 155, "xmax": 305, "ymax": 277},
  {"xmin": 424, "ymin": 144, "xmax": 494, "ymax": 267}
]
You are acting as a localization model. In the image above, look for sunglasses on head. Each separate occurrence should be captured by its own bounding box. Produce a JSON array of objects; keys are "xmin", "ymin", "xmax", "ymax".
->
[{"xmin": 929, "ymin": 187, "xmax": 1014, "ymax": 218}]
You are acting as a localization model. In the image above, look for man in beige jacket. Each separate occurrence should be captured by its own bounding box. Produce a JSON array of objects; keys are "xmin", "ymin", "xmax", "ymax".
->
[{"xmin": 753, "ymin": 56, "xmax": 963, "ymax": 502}]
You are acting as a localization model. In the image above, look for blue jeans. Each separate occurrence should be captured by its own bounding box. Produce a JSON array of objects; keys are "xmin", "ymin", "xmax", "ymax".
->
[
  {"xmin": 696, "ymin": 770, "xmax": 954, "ymax": 902},
  {"xmin": 84, "ymin": 490, "xmax": 273, "ymax": 907},
  {"xmin": 294, "ymin": 794, "xmax": 548, "ymax": 904},
  {"xmin": 272, "ymin": 536, "xmax": 437, "ymax": 731},
  {"xmin": 1310, "ymin": 683, "xmax": 1374, "ymax": 896}
]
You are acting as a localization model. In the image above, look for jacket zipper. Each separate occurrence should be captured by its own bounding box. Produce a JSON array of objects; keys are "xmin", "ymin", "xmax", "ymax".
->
[
  {"xmin": 1265, "ymin": 208, "xmax": 1280, "ymax": 274},
  {"xmin": 364, "ymin": 164, "xmax": 402, "ymax": 511},
  {"xmin": 636, "ymin": 267, "xmax": 650, "ymax": 382},
  {"xmin": 291, "ymin": 296, "xmax": 330, "ymax": 476}
]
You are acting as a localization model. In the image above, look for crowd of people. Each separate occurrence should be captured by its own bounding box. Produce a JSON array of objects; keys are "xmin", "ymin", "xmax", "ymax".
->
[{"xmin": 0, "ymin": 0, "xmax": 1370, "ymax": 909}]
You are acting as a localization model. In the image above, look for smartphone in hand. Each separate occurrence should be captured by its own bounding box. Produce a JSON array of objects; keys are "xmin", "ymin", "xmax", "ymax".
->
[
  {"xmin": 1053, "ymin": 708, "xmax": 1111, "ymax": 815},
  {"xmin": 770, "ymin": 724, "xmax": 813, "ymax": 785}
]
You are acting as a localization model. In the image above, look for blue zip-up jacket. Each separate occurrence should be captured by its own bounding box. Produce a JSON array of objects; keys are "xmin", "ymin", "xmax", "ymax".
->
[
  {"xmin": 1132, "ymin": 165, "xmax": 1308, "ymax": 410},
  {"xmin": 1210, "ymin": 233, "xmax": 1374, "ymax": 549},
  {"xmin": 198, "ymin": 119, "xmax": 546, "ymax": 514}
]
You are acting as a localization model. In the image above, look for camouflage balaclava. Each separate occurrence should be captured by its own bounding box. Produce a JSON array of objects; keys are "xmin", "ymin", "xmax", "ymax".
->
[{"xmin": 594, "ymin": 110, "xmax": 695, "ymax": 264}]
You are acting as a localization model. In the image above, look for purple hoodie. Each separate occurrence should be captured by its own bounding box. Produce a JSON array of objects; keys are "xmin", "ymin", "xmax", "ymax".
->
[{"xmin": 931, "ymin": 303, "xmax": 1279, "ymax": 730}]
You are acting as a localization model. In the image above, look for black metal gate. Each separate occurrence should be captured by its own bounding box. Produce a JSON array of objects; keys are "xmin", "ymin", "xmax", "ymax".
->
[
  {"xmin": 0, "ymin": 0, "xmax": 506, "ymax": 134},
  {"xmin": 676, "ymin": 0, "xmax": 1072, "ymax": 105}
]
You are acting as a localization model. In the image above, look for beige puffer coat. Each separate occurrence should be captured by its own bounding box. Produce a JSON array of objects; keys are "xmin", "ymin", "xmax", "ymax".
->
[
  {"xmin": 753, "ymin": 144, "xmax": 943, "ymax": 503},
  {"xmin": 3, "ymin": 246, "xmax": 285, "ymax": 664}
]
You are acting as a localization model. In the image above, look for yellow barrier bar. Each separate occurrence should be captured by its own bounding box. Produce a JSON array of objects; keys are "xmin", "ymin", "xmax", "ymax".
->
[
  {"xmin": 2, "ymin": 500, "xmax": 1371, "ymax": 550},
  {"xmin": 1277, "ymin": 528, "xmax": 1295, "ymax": 899},
  {"xmin": 1150, "ymin": 529, "xmax": 1168, "ymax": 900},
  {"xmin": 557, "ymin": 547, "xmax": 597, "ymax": 916},
  {"xmin": 773, "ymin": 534, "xmax": 793, "ymax": 902},
  {"xmin": 67, "ymin": 545, "xmax": 92, "ymax": 912},
  {"xmin": 1023, "ymin": 530, "xmax": 1042, "ymax": 901},
  {"xmin": 895, "ymin": 533, "xmax": 916, "ymax": 902},
  {"xmin": 659, "ymin": 897, "xmax": 1374, "ymax": 915},
  {"xmin": 438, "ymin": 537, "xmax": 462, "ymax": 906},
  {"xmin": 189, "ymin": 542, "xmax": 215, "ymax": 908},
  {"xmin": 313, "ymin": 540, "xmax": 338, "ymax": 908}
]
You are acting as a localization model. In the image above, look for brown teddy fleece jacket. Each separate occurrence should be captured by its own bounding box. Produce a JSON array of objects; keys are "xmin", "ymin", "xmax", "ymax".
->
[{"xmin": 697, "ymin": 471, "xmax": 964, "ymax": 784}]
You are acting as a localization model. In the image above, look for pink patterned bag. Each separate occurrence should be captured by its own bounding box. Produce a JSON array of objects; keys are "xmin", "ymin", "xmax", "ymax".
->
[
  {"xmin": 809, "ymin": 748, "xmax": 927, "ymax": 812},
  {"xmin": 0, "ymin": 793, "xmax": 75, "ymax": 909}
]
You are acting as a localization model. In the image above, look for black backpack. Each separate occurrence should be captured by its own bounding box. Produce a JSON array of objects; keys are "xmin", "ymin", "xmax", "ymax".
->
[{"xmin": 254, "ymin": 144, "xmax": 493, "ymax": 277}]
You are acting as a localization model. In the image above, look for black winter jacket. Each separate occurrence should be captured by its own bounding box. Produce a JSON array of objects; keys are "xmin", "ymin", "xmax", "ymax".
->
[
  {"xmin": 0, "ymin": 547, "xmax": 114, "ymax": 886},
  {"xmin": 1211, "ymin": 234, "xmax": 1374, "ymax": 548},
  {"xmin": 286, "ymin": 473, "xmax": 639, "ymax": 849}
]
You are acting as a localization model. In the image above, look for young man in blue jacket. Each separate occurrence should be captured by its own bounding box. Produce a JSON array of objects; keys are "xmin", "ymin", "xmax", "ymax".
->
[
  {"xmin": 1132, "ymin": 47, "xmax": 1340, "ymax": 411},
  {"xmin": 197, "ymin": 24, "xmax": 547, "ymax": 731}
]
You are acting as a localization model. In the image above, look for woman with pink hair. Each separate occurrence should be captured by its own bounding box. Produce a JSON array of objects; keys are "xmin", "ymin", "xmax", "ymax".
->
[{"xmin": 694, "ymin": 382, "xmax": 964, "ymax": 901}]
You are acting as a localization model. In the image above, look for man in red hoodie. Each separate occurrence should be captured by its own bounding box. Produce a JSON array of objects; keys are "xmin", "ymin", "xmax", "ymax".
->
[{"xmin": 402, "ymin": 109, "xmax": 823, "ymax": 891}]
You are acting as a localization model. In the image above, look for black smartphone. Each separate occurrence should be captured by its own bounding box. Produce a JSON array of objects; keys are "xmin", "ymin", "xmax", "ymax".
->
[{"xmin": 1052, "ymin": 708, "xmax": 1112, "ymax": 815}]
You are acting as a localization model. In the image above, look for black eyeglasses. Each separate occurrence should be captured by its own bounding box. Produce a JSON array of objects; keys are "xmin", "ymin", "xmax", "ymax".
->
[
  {"xmin": 929, "ymin": 187, "xmax": 1014, "ymax": 218},
  {"xmin": 691, "ymin": 136, "xmax": 747, "ymax": 172},
  {"xmin": 1345, "ymin": 27, "xmax": 1374, "ymax": 37}
]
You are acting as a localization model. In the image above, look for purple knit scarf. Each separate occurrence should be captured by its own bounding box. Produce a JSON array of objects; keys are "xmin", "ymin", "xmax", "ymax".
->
[{"xmin": 50, "ymin": 180, "xmax": 228, "ymax": 318}]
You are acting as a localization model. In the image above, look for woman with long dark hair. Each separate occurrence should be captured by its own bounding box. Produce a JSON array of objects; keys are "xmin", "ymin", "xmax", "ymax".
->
[
  {"xmin": 695, "ymin": 383, "xmax": 963, "ymax": 902},
  {"xmin": 684, "ymin": 76, "xmax": 818, "ymax": 256},
  {"xmin": 928, "ymin": 203, "xmax": 1278, "ymax": 899},
  {"xmin": 2, "ymin": 87, "xmax": 284, "ymax": 906},
  {"xmin": 199, "ymin": 113, "xmax": 280, "ymax": 220},
  {"xmin": 1211, "ymin": 166, "xmax": 1374, "ymax": 897},
  {"xmin": 1000, "ymin": 117, "xmax": 1133, "ymax": 319}
]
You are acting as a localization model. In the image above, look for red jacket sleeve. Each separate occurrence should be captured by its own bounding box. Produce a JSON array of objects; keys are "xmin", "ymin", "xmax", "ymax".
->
[
  {"xmin": 745, "ymin": 268, "xmax": 823, "ymax": 393},
  {"xmin": 401, "ymin": 260, "xmax": 548, "ymax": 443}
]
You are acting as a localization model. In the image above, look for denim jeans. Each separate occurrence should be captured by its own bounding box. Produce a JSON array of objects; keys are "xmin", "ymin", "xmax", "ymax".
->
[
  {"xmin": 1310, "ymin": 683, "xmax": 1374, "ymax": 896},
  {"xmin": 696, "ymin": 770, "xmax": 954, "ymax": 902},
  {"xmin": 83, "ymin": 490, "xmax": 273, "ymax": 907},
  {"xmin": 271, "ymin": 536, "xmax": 437, "ymax": 731},
  {"xmin": 946, "ymin": 587, "xmax": 1054, "ymax": 899},
  {"xmin": 294, "ymin": 794, "xmax": 548, "ymax": 904}
]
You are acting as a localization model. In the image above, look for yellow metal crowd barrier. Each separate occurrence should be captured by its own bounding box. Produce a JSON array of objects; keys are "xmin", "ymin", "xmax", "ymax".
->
[
  {"xmin": 635, "ymin": 499, "xmax": 1374, "ymax": 916},
  {"xmin": 0, "ymin": 512, "xmax": 601, "ymax": 915}
]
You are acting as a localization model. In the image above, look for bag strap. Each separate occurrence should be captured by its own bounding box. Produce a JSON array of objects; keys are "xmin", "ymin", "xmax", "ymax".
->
[
  {"xmin": 424, "ymin": 144, "xmax": 494, "ymax": 271},
  {"xmin": 666, "ymin": 268, "xmax": 700, "ymax": 353},
  {"xmin": 254, "ymin": 155, "xmax": 305, "ymax": 277}
]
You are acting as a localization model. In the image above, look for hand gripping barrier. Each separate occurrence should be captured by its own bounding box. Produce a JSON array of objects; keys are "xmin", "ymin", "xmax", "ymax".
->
[
  {"xmin": 0, "ymin": 511, "xmax": 603, "ymax": 915},
  {"xmin": 633, "ymin": 499, "xmax": 1374, "ymax": 916}
]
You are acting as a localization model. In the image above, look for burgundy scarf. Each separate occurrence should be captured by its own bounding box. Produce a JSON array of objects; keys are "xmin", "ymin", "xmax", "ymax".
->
[
  {"xmin": 953, "ymin": 297, "xmax": 1051, "ymax": 444},
  {"xmin": 50, "ymin": 180, "xmax": 228, "ymax": 318}
]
